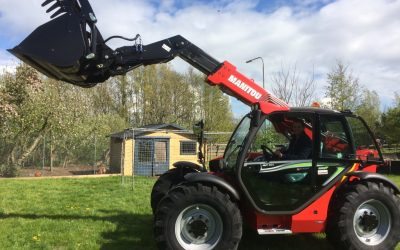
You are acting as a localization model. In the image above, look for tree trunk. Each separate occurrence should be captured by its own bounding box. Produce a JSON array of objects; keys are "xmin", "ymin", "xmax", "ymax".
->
[
  {"xmin": 62, "ymin": 156, "xmax": 68, "ymax": 168},
  {"xmin": 14, "ymin": 116, "xmax": 49, "ymax": 167},
  {"xmin": 50, "ymin": 132, "xmax": 54, "ymax": 172},
  {"xmin": 8, "ymin": 145, "xmax": 17, "ymax": 165},
  {"xmin": 16, "ymin": 134, "xmax": 43, "ymax": 166}
]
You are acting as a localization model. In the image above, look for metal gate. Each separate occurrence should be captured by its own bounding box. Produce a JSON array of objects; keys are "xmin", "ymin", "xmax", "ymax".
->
[{"xmin": 134, "ymin": 138, "xmax": 169, "ymax": 176}]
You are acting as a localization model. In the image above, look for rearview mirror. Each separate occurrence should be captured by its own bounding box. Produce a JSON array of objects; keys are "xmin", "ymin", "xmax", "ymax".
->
[
  {"xmin": 193, "ymin": 120, "xmax": 204, "ymax": 138},
  {"xmin": 193, "ymin": 120, "xmax": 205, "ymax": 167}
]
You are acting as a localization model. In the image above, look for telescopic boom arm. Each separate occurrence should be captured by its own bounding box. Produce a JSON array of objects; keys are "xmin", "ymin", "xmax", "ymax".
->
[
  {"xmin": 9, "ymin": 0, "xmax": 289, "ymax": 114},
  {"xmin": 109, "ymin": 35, "xmax": 289, "ymax": 113}
]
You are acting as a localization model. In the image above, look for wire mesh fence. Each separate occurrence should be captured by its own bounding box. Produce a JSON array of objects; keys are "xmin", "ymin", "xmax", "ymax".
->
[
  {"xmin": 1, "ymin": 126, "xmax": 233, "ymax": 178},
  {"xmin": 0, "ymin": 131, "xmax": 107, "ymax": 177}
]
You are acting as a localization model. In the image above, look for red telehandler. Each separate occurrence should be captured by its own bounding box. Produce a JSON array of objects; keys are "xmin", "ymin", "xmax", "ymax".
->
[{"xmin": 9, "ymin": 1, "xmax": 400, "ymax": 249}]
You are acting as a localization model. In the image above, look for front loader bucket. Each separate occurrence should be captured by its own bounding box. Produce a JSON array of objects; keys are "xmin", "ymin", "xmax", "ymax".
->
[{"xmin": 9, "ymin": 13, "xmax": 98, "ymax": 86}]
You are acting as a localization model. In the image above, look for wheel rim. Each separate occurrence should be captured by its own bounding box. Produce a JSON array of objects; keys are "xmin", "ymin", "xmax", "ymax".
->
[
  {"xmin": 175, "ymin": 204, "xmax": 223, "ymax": 250},
  {"xmin": 353, "ymin": 199, "xmax": 392, "ymax": 246}
]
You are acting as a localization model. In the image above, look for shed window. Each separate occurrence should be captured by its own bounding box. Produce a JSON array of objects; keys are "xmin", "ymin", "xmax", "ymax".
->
[{"xmin": 180, "ymin": 141, "xmax": 197, "ymax": 155}]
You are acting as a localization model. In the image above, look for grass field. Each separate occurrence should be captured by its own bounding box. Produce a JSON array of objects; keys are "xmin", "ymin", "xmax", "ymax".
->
[{"xmin": 0, "ymin": 175, "xmax": 399, "ymax": 250}]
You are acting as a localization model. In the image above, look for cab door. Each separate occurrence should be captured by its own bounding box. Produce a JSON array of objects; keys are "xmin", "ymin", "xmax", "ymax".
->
[
  {"xmin": 240, "ymin": 112, "xmax": 317, "ymax": 212},
  {"xmin": 311, "ymin": 114, "xmax": 383, "ymax": 196},
  {"xmin": 314, "ymin": 115, "xmax": 354, "ymax": 190}
]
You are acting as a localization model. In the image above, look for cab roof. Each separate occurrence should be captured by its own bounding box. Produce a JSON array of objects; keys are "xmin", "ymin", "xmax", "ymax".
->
[{"xmin": 288, "ymin": 107, "xmax": 344, "ymax": 114}]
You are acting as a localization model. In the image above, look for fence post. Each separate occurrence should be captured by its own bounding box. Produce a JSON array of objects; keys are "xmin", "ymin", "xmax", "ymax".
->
[
  {"xmin": 132, "ymin": 129, "xmax": 135, "ymax": 190},
  {"xmin": 121, "ymin": 130, "xmax": 126, "ymax": 185},
  {"xmin": 93, "ymin": 133, "xmax": 97, "ymax": 174},
  {"xmin": 50, "ymin": 131, "xmax": 53, "ymax": 172},
  {"xmin": 42, "ymin": 135, "xmax": 46, "ymax": 170}
]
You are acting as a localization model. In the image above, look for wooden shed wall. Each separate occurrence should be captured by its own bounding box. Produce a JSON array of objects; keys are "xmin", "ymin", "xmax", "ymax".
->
[
  {"xmin": 109, "ymin": 138, "xmax": 122, "ymax": 173},
  {"xmin": 143, "ymin": 131, "xmax": 199, "ymax": 169},
  {"xmin": 109, "ymin": 137, "xmax": 133, "ymax": 175},
  {"xmin": 123, "ymin": 138, "xmax": 133, "ymax": 176},
  {"xmin": 111, "ymin": 130, "xmax": 201, "ymax": 176}
]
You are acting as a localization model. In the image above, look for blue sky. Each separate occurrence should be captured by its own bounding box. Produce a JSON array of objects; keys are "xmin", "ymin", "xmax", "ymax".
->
[{"xmin": 1, "ymin": 0, "xmax": 399, "ymax": 118}]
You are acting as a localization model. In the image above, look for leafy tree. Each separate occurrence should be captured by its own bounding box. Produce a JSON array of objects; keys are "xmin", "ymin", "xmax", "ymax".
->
[
  {"xmin": 325, "ymin": 62, "xmax": 361, "ymax": 111},
  {"xmin": 355, "ymin": 89, "xmax": 381, "ymax": 133},
  {"xmin": 90, "ymin": 82, "xmax": 117, "ymax": 115},
  {"xmin": 0, "ymin": 62, "xmax": 235, "ymax": 172},
  {"xmin": 381, "ymin": 94, "xmax": 400, "ymax": 144},
  {"xmin": 186, "ymin": 68, "xmax": 234, "ymax": 132},
  {"xmin": 0, "ymin": 64, "xmax": 47, "ymax": 166},
  {"xmin": 127, "ymin": 64, "xmax": 233, "ymax": 131}
]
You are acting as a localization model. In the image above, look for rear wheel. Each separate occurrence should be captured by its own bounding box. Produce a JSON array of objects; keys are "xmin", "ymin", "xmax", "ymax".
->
[
  {"xmin": 326, "ymin": 181, "xmax": 400, "ymax": 250},
  {"xmin": 154, "ymin": 183, "xmax": 242, "ymax": 250}
]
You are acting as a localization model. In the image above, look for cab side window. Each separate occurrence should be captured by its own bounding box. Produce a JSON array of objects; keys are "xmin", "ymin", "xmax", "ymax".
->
[
  {"xmin": 247, "ymin": 119, "xmax": 288, "ymax": 162},
  {"xmin": 346, "ymin": 116, "xmax": 381, "ymax": 161},
  {"xmin": 320, "ymin": 116, "xmax": 352, "ymax": 159}
]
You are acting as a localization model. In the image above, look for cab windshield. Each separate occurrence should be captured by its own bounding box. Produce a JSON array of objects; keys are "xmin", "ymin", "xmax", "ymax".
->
[{"xmin": 224, "ymin": 116, "xmax": 251, "ymax": 169}]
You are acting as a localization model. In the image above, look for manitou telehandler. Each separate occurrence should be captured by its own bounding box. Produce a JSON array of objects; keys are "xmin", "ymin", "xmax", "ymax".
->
[{"xmin": 9, "ymin": 1, "xmax": 400, "ymax": 249}]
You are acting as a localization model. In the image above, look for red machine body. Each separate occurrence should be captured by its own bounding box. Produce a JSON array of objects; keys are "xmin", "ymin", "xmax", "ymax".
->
[{"xmin": 207, "ymin": 61, "xmax": 289, "ymax": 114}]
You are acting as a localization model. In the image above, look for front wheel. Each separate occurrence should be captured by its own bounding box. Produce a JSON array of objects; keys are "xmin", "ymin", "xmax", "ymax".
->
[
  {"xmin": 151, "ymin": 167, "xmax": 197, "ymax": 213},
  {"xmin": 154, "ymin": 183, "xmax": 242, "ymax": 250},
  {"xmin": 326, "ymin": 181, "xmax": 400, "ymax": 250}
]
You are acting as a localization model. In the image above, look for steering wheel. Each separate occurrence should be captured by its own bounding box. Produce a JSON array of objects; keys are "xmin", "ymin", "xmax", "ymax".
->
[{"xmin": 261, "ymin": 144, "xmax": 274, "ymax": 160}]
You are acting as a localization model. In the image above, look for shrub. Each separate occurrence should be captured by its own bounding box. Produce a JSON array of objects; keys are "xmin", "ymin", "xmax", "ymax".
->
[{"xmin": 0, "ymin": 164, "xmax": 19, "ymax": 177}]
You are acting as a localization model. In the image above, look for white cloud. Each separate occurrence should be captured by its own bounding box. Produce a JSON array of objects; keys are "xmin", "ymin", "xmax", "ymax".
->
[
  {"xmin": 1, "ymin": 0, "xmax": 399, "ymax": 117},
  {"xmin": 0, "ymin": 50, "xmax": 18, "ymax": 74},
  {"xmin": 0, "ymin": 0, "xmax": 48, "ymax": 36}
]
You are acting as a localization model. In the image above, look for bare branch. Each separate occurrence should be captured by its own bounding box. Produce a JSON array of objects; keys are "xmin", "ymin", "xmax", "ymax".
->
[{"xmin": 271, "ymin": 63, "xmax": 316, "ymax": 107}]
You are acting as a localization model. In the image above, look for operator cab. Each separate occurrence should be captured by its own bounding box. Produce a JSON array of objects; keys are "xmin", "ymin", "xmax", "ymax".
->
[{"xmin": 223, "ymin": 108, "xmax": 383, "ymax": 213}]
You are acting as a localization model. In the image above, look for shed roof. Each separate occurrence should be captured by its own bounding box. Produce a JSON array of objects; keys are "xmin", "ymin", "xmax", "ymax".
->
[
  {"xmin": 140, "ymin": 123, "xmax": 186, "ymax": 130},
  {"xmin": 110, "ymin": 123, "xmax": 192, "ymax": 139}
]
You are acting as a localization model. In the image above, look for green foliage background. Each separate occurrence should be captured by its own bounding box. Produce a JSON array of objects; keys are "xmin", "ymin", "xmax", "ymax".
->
[
  {"xmin": 0, "ymin": 63, "xmax": 234, "ymax": 174},
  {"xmin": 324, "ymin": 62, "xmax": 399, "ymax": 145},
  {"xmin": 1, "ymin": 60, "xmax": 400, "ymax": 176}
]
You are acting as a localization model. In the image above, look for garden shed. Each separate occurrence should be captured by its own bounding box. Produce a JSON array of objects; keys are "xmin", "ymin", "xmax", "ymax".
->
[{"xmin": 109, "ymin": 124, "xmax": 201, "ymax": 176}]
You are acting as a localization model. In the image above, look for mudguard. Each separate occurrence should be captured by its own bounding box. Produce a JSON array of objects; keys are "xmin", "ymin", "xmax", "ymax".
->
[
  {"xmin": 346, "ymin": 171, "xmax": 400, "ymax": 194},
  {"xmin": 173, "ymin": 161, "xmax": 206, "ymax": 172},
  {"xmin": 184, "ymin": 172, "xmax": 240, "ymax": 201}
]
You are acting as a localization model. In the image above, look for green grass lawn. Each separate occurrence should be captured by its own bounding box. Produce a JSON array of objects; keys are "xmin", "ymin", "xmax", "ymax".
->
[{"xmin": 0, "ymin": 175, "xmax": 399, "ymax": 250}]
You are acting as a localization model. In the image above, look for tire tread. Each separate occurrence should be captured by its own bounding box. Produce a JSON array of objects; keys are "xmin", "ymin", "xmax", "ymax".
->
[
  {"xmin": 154, "ymin": 182, "xmax": 242, "ymax": 250},
  {"xmin": 326, "ymin": 181, "xmax": 400, "ymax": 250}
]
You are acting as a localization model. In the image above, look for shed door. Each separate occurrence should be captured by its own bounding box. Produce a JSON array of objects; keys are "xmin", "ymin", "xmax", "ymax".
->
[{"xmin": 135, "ymin": 139, "xmax": 169, "ymax": 176}]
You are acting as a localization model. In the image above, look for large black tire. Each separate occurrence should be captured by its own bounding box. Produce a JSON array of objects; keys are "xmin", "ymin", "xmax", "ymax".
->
[
  {"xmin": 154, "ymin": 183, "xmax": 242, "ymax": 250},
  {"xmin": 151, "ymin": 168, "xmax": 196, "ymax": 213},
  {"xmin": 326, "ymin": 181, "xmax": 400, "ymax": 250}
]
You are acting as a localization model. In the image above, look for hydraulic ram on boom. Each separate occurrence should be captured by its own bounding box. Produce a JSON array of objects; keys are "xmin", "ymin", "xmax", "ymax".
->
[{"xmin": 9, "ymin": 0, "xmax": 288, "ymax": 114}]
